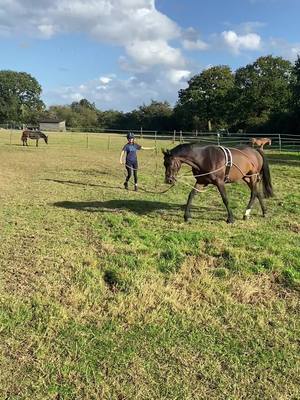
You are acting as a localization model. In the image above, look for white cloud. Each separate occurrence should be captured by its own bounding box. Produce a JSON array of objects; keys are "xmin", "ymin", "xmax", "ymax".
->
[
  {"xmin": 222, "ymin": 30, "xmax": 261, "ymax": 53},
  {"xmin": 0, "ymin": 0, "xmax": 182, "ymax": 70},
  {"xmin": 181, "ymin": 27, "xmax": 208, "ymax": 51},
  {"xmin": 182, "ymin": 39, "xmax": 208, "ymax": 51},
  {"xmin": 269, "ymin": 38, "xmax": 300, "ymax": 61},
  {"xmin": 125, "ymin": 40, "xmax": 185, "ymax": 69},
  {"xmin": 0, "ymin": 0, "xmax": 191, "ymax": 108},
  {"xmin": 99, "ymin": 76, "xmax": 113, "ymax": 84},
  {"xmin": 38, "ymin": 24, "xmax": 56, "ymax": 38},
  {"xmin": 168, "ymin": 69, "xmax": 191, "ymax": 85},
  {"xmin": 44, "ymin": 69, "xmax": 190, "ymax": 111}
]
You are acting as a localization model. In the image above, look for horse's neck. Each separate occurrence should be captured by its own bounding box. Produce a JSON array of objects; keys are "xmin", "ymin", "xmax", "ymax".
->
[{"xmin": 177, "ymin": 149, "xmax": 201, "ymax": 170}]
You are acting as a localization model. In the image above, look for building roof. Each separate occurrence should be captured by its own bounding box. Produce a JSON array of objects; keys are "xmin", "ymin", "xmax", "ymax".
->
[{"xmin": 39, "ymin": 118, "xmax": 65, "ymax": 123}]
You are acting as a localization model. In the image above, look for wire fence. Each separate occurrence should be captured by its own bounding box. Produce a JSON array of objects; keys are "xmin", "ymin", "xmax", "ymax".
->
[{"xmin": 1, "ymin": 127, "xmax": 300, "ymax": 154}]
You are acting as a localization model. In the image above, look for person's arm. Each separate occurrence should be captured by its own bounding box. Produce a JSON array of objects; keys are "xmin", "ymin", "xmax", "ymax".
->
[
  {"xmin": 119, "ymin": 150, "xmax": 126, "ymax": 164},
  {"xmin": 141, "ymin": 146, "xmax": 155, "ymax": 150}
]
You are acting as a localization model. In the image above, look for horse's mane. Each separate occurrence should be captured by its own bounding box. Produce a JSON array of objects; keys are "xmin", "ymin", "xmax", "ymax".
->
[
  {"xmin": 170, "ymin": 142, "xmax": 216, "ymax": 157},
  {"xmin": 170, "ymin": 143, "xmax": 191, "ymax": 156}
]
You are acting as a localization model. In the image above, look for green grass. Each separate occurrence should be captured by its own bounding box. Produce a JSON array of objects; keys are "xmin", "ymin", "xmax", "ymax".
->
[{"xmin": 0, "ymin": 130, "xmax": 299, "ymax": 399}]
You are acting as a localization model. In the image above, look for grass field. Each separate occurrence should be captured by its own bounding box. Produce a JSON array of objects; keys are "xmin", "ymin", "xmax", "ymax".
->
[{"xmin": 0, "ymin": 130, "xmax": 299, "ymax": 399}]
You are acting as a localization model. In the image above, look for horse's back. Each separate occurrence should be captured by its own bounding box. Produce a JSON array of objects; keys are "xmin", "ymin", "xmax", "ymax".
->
[
  {"xmin": 234, "ymin": 145, "xmax": 264, "ymax": 171},
  {"xmin": 22, "ymin": 130, "xmax": 41, "ymax": 139}
]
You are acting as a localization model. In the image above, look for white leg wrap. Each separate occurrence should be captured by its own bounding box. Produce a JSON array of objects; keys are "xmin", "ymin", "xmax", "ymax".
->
[{"xmin": 245, "ymin": 209, "xmax": 251, "ymax": 217}]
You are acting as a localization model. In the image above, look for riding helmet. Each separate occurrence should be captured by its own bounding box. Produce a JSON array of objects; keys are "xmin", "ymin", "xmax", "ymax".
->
[{"xmin": 127, "ymin": 132, "xmax": 135, "ymax": 140}]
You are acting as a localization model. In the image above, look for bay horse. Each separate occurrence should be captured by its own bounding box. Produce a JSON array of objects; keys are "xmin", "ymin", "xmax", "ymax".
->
[
  {"xmin": 250, "ymin": 137, "xmax": 271, "ymax": 150},
  {"xmin": 21, "ymin": 130, "xmax": 48, "ymax": 147},
  {"xmin": 163, "ymin": 144, "xmax": 273, "ymax": 223}
]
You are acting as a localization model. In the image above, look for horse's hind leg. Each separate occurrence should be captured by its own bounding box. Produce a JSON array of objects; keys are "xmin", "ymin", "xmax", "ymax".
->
[
  {"xmin": 243, "ymin": 178, "xmax": 258, "ymax": 220},
  {"xmin": 216, "ymin": 181, "xmax": 234, "ymax": 223},
  {"xmin": 256, "ymin": 191, "xmax": 267, "ymax": 217},
  {"xmin": 184, "ymin": 183, "xmax": 201, "ymax": 222}
]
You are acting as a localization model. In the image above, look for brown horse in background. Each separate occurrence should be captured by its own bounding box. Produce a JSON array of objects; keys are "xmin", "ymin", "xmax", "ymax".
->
[
  {"xmin": 163, "ymin": 144, "xmax": 273, "ymax": 223},
  {"xmin": 21, "ymin": 130, "xmax": 48, "ymax": 147},
  {"xmin": 250, "ymin": 137, "xmax": 271, "ymax": 150}
]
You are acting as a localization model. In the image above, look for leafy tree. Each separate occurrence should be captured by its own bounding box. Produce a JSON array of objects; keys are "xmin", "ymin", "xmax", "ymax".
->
[
  {"xmin": 175, "ymin": 66, "xmax": 235, "ymax": 131},
  {"xmin": 98, "ymin": 110, "xmax": 125, "ymax": 129},
  {"xmin": 47, "ymin": 105, "xmax": 78, "ymax": 127},
  {"xmin": 48, "ymin": 99, "xmax": 99, "ymax": 129},
  {"xmin": 233, "ymin": 55, "xmax": 293, "ymax": 131},
  {"xmin": 136, "ymin": 100, "xmax": 174, "ymax": 130},
  {"xmin": 0, "ymin": 70, "xmax": 44, "ymax": 124},
  {"xmin": 291, "ymin": 55, "xmax": 300, "ymax": 112}
]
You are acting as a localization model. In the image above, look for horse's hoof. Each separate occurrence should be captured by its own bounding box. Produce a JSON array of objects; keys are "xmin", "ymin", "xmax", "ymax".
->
[
  {"xmin": 184, "ymin": 216, "xmax": 192, "ymax": 223},
  {"xmin": 243, "ymin": 215, "xmax": 250, "ymax": 221},
  {"xmin": 226, "ymin": 218, "xmax": 234, "ymax": 224}
]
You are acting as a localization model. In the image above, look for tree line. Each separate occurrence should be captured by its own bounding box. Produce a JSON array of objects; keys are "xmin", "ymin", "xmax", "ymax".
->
[{"xmin": 1, "ymin": 54, "xmax": 300, "ymax": 134}]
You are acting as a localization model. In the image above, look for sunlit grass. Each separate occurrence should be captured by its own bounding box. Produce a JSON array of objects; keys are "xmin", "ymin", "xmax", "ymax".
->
[{"xmin": 0, "ymin": 130, "xmax": 299, "ymax": 399}]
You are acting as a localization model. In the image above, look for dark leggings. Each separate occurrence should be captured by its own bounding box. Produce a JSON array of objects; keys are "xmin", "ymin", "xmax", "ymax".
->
[{"xmin": 125, "ymin": 161, "xmax": 138, "ymax": 184}]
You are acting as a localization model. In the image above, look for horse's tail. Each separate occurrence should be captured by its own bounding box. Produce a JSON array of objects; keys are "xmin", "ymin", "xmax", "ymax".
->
[{"xmin": 257, "ymin": 148, "xmax": 274, "ymax": 198}]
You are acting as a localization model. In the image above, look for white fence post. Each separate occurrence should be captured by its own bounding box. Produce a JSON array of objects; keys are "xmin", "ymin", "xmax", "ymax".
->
[{"xmin": 278, "ymin": 133, "xmax": 282, "ymax": 152}]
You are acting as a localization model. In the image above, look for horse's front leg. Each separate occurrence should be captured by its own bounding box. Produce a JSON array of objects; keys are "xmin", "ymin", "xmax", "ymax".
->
[
  {"xmin": 184, "ymin": 182, "xmax": 201, "ymax": 222},
  {"xmin": 216, "ymin": 180, "xmax": 234, "ymax": 223}
]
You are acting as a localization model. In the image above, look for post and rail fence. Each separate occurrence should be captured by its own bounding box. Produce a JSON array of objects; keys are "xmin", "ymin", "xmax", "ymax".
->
[{"xmin": 0, "ymin": 125, "xmax": 300, "ymax": 154}]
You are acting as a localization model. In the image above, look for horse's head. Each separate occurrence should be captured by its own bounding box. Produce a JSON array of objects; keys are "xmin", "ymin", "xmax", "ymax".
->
[
  {"xmin": 162, "ymin": 149, "xmax": 181, "ymax": 184},
  {"xmin": 41, "ymin": 132, "xmax": 48, "ymax": 144}
]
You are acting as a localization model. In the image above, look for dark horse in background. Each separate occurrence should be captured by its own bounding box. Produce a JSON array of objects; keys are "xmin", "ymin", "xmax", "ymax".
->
[
  {"xmin": 21, "ymin": 130, "xmax": 48, "ymax": 147},
  {"xmin": 163, "ymin": 144, "xmax": 273, "ymax": 223}
]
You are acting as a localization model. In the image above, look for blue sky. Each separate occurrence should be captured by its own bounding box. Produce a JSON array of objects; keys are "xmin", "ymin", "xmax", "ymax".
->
[{"xmin": 0, "ymin": 0, "xmax": 299, "ymax": 111}]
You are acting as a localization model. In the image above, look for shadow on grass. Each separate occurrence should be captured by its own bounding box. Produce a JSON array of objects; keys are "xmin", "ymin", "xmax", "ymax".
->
[
  {"xmin": 44, "ymin": 178, "xmax": 175, "ymax": 195},
  {"xmin": 64, "ymin": 169, "xmax": 110, "ymax": 176},
  {"xmin": 53, "ymin": 199, "xmax": 183, "ymax": 215},
  {"xmin": 44, "ymin": 178, "xmax": 122, "ymax": 190},
  {"xmin": 52, "ymin": 199, "xmax": 227, "ymax": 222}
]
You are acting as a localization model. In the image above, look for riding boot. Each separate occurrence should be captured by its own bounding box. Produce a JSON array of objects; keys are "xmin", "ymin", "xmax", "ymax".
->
[{"xmin": 124, "ymin": 181, "xmax": 129, "ymax": 190}]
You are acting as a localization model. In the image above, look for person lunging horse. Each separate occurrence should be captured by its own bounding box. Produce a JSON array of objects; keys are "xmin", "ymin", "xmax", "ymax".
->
[
  {"xmin": 120, "ymin": 132, "xmax": 154, "ymax": 191},
  {"xmin": 163, "ymin": 144, "xmax": 273, "ymax": 223},
  {"xmin": 21, "ymin": 130, "xmax": 48, "ymax": 147}
]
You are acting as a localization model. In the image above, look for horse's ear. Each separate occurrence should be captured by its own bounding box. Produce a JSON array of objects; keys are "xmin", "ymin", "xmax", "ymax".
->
[{"xmin": 162, "ymin": 148, "xmax": 171, "ymax": 156}]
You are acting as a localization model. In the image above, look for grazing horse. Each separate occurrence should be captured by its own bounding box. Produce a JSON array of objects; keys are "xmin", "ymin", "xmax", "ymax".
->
[
  {"xmin": 21, "ymin": 130, "xmax": 48, "ymax": 147},
  {"xmin": 163, "ymin": 144, "xmax": 273, "ymax": 223},
  {"xmin": 250, "ymin": 137, "xmax": 271, "ymax": 150}
]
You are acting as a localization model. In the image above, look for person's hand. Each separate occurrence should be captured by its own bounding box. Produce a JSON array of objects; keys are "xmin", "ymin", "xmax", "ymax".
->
[{"xmin": 120, "ymin": 159, "xmax": 124, "ymax": 164}]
